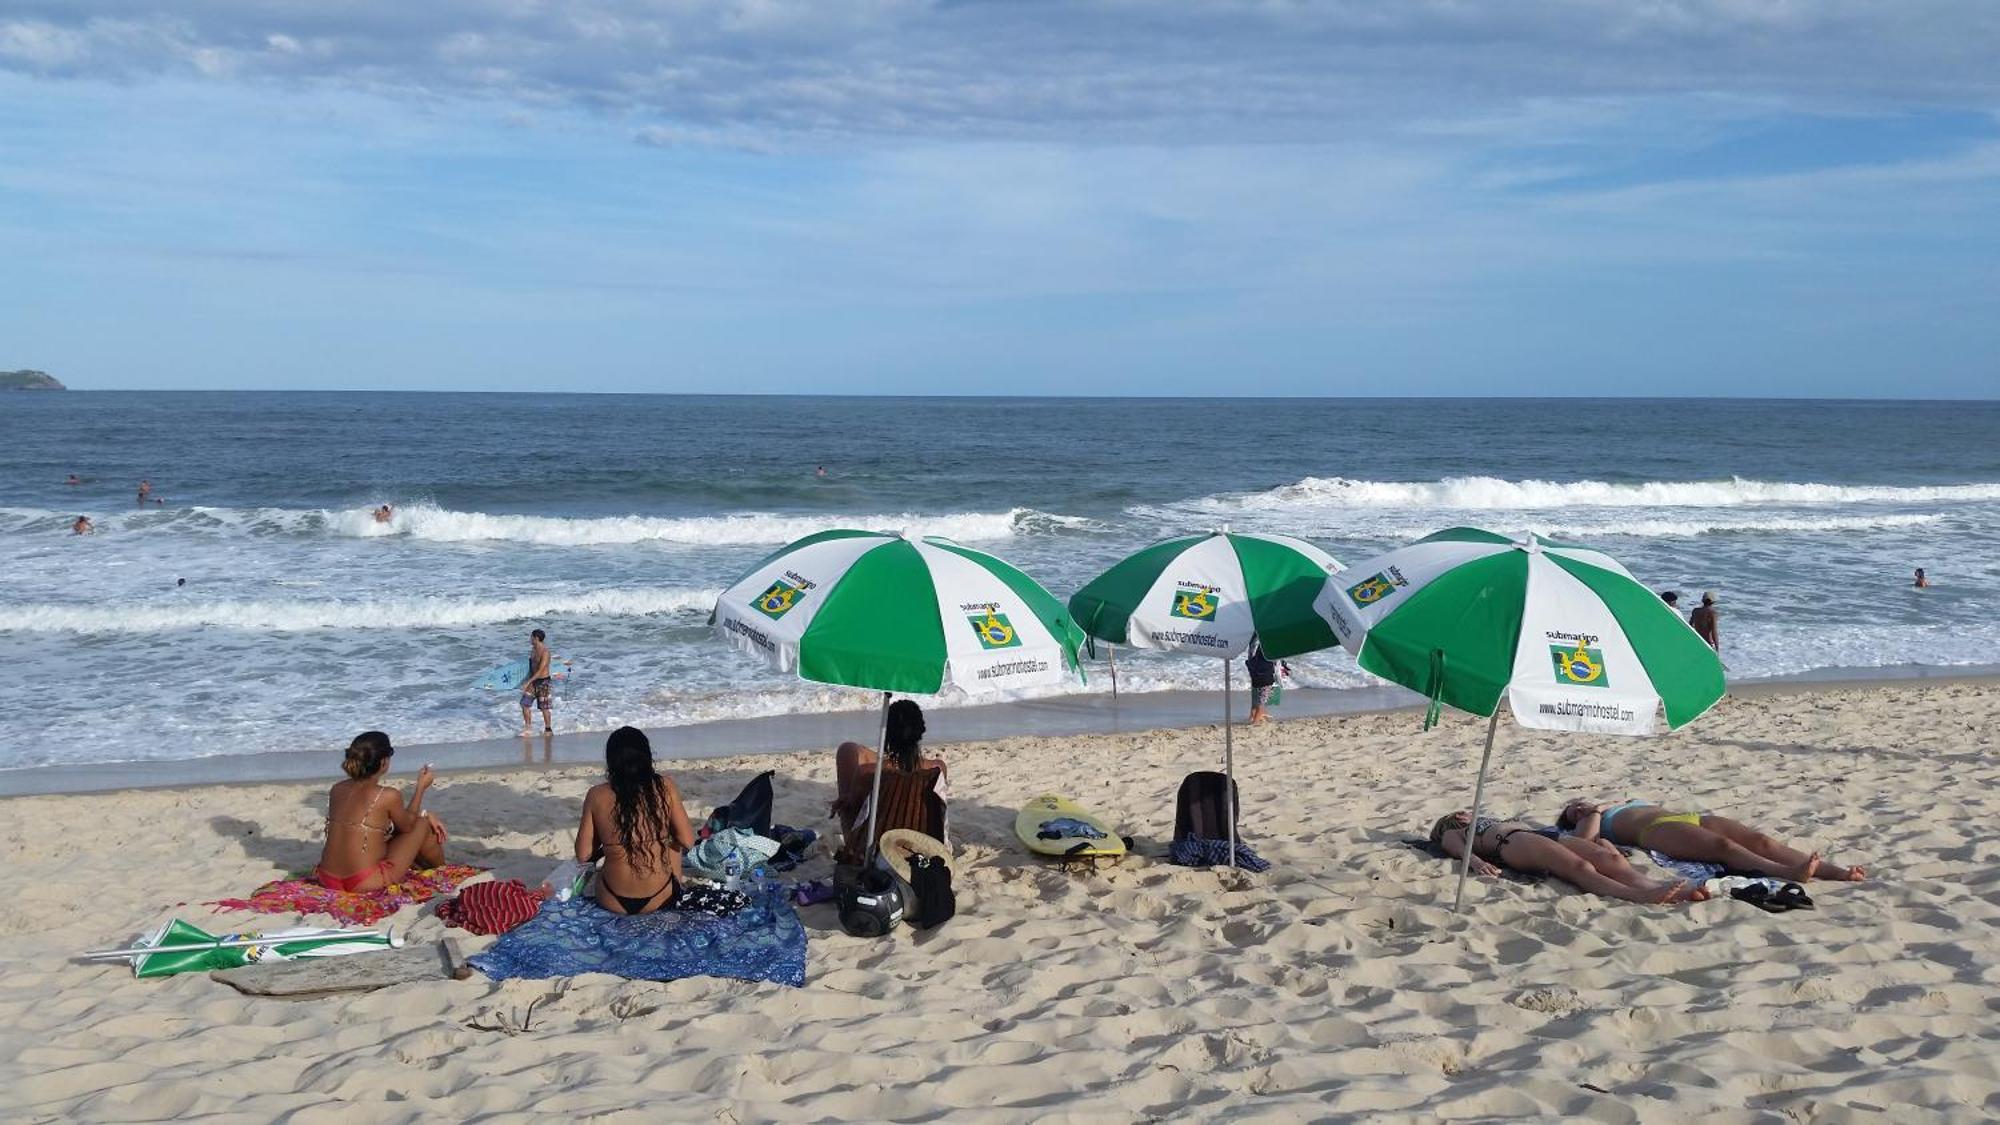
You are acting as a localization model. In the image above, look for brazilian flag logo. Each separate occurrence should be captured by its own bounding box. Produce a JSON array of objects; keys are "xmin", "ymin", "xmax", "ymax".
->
[
  {"xmin": 1550, "ymin": 643, "xmax": 1609, "ymax": 688},
  {"xmin": 1346, "ymin": 572, "xmax": 1398, "ymax": 609},
  {"xmin": 1171, "ymin": 588, "xmax": 1219, "ymax": 621},
  {"xmin": 754, "ymin": 579, "xmax": 807, "ymax": 620},
  {"xmin": 969, "ymin": 611, "xmax": 1021, "ymax": 650}
]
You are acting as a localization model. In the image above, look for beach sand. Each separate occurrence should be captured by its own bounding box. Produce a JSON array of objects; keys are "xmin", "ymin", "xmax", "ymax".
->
[{"xmin": 3, "ymin": 680, "xmax": 1996, "ymax": 1122}]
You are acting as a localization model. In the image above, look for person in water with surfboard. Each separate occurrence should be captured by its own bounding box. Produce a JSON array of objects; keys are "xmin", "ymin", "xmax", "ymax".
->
[{"xmin": 520, "ymin": 629, "xmax": 554, "ymax": 736}]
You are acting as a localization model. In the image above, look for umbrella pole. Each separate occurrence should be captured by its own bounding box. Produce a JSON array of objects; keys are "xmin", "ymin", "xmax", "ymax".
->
[
  {"xmin": 1452, "ymin": 710, "xmax": 1503, "ymax": 913},
  {"xmin": 1223, "ymin": 658, "xmax": 1236, "ymax": 869},
  {"xmin": 863, "ymin": 691, "xmax": 892, "ymax": 864},
  {"xmin": 1109, "ymin": 644, "xmax": 1118, "ymax": 701}
]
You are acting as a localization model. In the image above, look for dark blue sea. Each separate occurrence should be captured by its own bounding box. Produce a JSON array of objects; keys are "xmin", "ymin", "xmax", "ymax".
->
[{"xmin": 4, "ymin": 393, "xmax": 1996, "ymax": 768}]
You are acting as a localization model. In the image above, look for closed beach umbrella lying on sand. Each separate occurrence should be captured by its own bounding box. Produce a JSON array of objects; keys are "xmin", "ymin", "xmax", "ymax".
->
[
  {"xmin": 711, "ymin": 529, "xmax": 1086, "ymax": 861},
  {"xmin": 1067, "ymin": 529, "xmax": 1344, "ymax": 866},
  {"xmin": 1315, "ymin": 527, "xmax": 1727, "ymax": 910}
]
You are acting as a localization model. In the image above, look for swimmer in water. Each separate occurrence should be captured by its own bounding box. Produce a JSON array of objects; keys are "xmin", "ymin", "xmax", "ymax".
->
[
  {"xmin": 373, "ymin": 505, "xmax": 393, "ymax": 524},
  {"xmin": 1913, "ymin": 568, "xmax": 1929, "ymax": 588},
  {"xmin": 65, "ymin": 474, "xmax": 81, "ymax": 486},
  {"xmin": 136, "ymin": 479, "xmax": 152, "ymax": 505},
  {"xmin": 816, "ymin": 466, "xmax": 827, "ymax": 477},
  {"xmin": 72, "ymin": 515, "xmax": 93, "ymax": 535}
]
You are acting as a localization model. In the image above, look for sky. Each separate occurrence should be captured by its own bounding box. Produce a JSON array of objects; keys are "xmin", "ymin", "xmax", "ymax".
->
[{"xmin": 2, "ymin": 2, "xmax": 1997, "ymax": 396}]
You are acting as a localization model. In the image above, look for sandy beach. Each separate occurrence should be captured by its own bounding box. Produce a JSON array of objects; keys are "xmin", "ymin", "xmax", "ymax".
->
[{"xmin": 3, "ymin": 678, "xmax": 1996, "ymax": 1122}]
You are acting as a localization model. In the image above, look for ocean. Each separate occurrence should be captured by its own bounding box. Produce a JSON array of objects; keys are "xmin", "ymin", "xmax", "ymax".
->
[{"xmin": 5, "ymin": 393, "xmax": 1997, "ymax": 773}]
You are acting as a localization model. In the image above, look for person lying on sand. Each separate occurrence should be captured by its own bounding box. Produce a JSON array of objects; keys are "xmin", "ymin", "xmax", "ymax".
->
[
  {"xmin": 1556, "ymin": 798, "xmax": 1864, "ymax": 882},
  {"xmin": 575, "ymin": 726, "xmax": 696, "ymax": 915},
  {"xmin": 1430, "ymin": 811, "xmax": 1704, "ymax": 904},
  {"xmin": 315, "ymin": 731, "xmax": 448, "ymax": 893}
]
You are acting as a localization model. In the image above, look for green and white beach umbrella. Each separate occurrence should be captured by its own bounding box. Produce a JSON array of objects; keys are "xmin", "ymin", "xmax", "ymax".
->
[
  {"xmin": 1068, "ymin": 530, "xmax": 1345, "ymax": 866},
  {"xmin": 1067, "ymin": 530, "xmax": 1345, "ymax": 660},
  {"xmin": 713, "ymin": 529, "xmax": 1086, "ymax": 858},
  {"xmin": 1315, "ymin": 527, "xmax": 1726, "ymax": 908}
]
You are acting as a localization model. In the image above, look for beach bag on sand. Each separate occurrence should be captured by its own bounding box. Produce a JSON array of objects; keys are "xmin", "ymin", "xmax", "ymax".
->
[
  {"xmin": 1173, "ymin": 771, "xmax": 1239, "ymax": 843},
  {"xmin": 904, "ymin": 856, "xmax": 955, "ymax": 929},
  {"xmin": 879, "ymin": 829, "xmax": 955, "ymax": 930},
  {"xmin": 706, "ymin": 771, "xmax": 774, "ymax": 838},
  {"xmin": 834, "ymin": 862, "xmax": 904, "ymax": 937}
]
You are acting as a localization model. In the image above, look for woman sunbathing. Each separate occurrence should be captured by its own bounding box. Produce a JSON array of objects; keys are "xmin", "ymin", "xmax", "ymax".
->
[
  {"xmin": 1556, "ymin": 799, "xmax": 1864, "ymax": 881},
  {"xmin": 576, "ymin": 726, "xmax": 696, "ymax": 915},
  {"xmin": 1429, "ymin": 811, "xmax": 1702, "ymax": 904},
  {"xmin": 315, "ymin": 731, "xmax": 447, "ymax": 893}
]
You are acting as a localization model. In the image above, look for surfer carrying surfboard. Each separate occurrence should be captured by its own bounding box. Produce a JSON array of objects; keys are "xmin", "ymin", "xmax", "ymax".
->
[{"xmin": 519, "ymin": 629, "xmax": 555, "ymax": 736}]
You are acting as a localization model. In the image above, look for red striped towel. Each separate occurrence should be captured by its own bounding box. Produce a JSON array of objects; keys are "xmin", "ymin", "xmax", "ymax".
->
[{"xmin": 438, "ymin": 879, "xmax": 548, "ymax": 935}]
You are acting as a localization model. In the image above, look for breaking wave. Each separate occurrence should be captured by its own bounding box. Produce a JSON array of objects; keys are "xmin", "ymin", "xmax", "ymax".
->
[
  {"xmin": 1396, "ymin": 513, "xmax": 1947, "ymax": 540},
  {"xmin": 1192, "ymin": 476, "xmax": 2000, "ymax": 513},
  {"xmin": 11, "ymin": 587, "xmax": 720, "ymax": 635},
  {"xmin": 4, "ymin": 503, "xmax": 1096, "ymax": 546}
]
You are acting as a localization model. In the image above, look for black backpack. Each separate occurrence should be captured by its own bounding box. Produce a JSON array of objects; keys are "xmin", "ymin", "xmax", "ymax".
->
[
  {"xmin": 707, "ymin": 770, "xmax": 774, "ymax": 838},
  {"xmin": 905, "ymin": 855, "xmax": 956, "ymax": 930},
  {"xmin": 1173, "ymin": 770, "xmax": 1239, "ymax": 842}
]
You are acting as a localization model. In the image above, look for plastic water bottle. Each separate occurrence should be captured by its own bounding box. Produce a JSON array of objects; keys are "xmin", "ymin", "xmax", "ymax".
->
[
  {"xmin": 722, "ymin": 847, "xmax": 744, "ymax": 893},
  {"xmin": 540, "ymin": 858, "xmax": 588, "ymax": 903}
]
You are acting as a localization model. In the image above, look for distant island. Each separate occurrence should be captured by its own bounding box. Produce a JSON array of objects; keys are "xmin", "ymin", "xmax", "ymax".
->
[{"xmin": 1, "ymin": 370, "xmax": 65, "ymax": 390}]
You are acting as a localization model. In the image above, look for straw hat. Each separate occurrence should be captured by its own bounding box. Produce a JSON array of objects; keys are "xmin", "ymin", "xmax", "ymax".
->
[{"xmin": 876, "ymin": 829, "xmax": 953, "ymax": 883}]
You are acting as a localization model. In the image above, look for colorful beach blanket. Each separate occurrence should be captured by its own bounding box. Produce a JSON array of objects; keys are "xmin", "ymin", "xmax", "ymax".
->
[
  {"xmin": 210, "ymin": 865, "xmax": 488, "ymax": 926},
  {"xmin": 469, "ymin": 883, "xmax": 806, "ymax": 987}
]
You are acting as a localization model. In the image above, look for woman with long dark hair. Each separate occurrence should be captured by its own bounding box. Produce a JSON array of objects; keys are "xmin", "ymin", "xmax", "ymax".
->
[
  {"xmin": 576, "ymin": 726, "xmax": 695, "ymax": 915},
  {"xmin": 831, "ymin": 700, "xmax": 948, "ymax": 857}
]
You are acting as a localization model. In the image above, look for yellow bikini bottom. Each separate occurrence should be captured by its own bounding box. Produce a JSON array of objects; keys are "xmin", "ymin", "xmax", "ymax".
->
[{"xmin": 1638, "ymin": 811, "xmax": 1702, "ymax": 846}]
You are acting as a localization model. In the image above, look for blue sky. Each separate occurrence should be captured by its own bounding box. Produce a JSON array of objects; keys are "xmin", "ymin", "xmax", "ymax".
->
[{"xmin": 2, "ymin": 2, "xmax": 1998, "ymax": 396}]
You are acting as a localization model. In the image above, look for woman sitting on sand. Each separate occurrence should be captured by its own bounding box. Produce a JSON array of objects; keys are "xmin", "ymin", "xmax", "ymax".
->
[
  {"xmin": 575, "ymin": 726, "xmax": 696, "ymax": 915},
  {"xmin": 1556, "ymin": 799, "xmax": 1864, "ymax": 881},
  {"xmin": 316, "ymin": 731, "xmax": 448, "ymax": 892},
  {"xmin": 831, "ymin": 700, "xmax": 947, "ymax": 859},
  {"xmin": 1429, "ymin": 811, "xmax": 1703, "ymax": 904}
]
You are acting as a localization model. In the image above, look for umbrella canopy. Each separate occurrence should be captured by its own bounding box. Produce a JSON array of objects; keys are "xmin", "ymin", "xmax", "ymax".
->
[
  {"xmin": 713, "ymin": 529, "xmax": 1086, "ymax": 695},
  {"xmin": 1317, "ymin": 526, "xmax": 1724, "ymax": 735},
  {"xmin": 1068, "ymin": 530, "xmax": 1345, "ymax": 660},
  {"xmin": 1315, "ymin": 526, "xmax": 1726, "ymax": 909}
]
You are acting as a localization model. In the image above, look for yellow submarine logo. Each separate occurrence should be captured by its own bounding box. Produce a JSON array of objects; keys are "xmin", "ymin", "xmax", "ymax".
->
[
  {"xmin": 1550, "ymin": 642, "xmax": 1609, "ymax": 688},
  {"xmin": 1171, "ymin": 587, "xmax": 1219, "ymax": 621},
  {"xmin": 969, "ymin": 611, "xmax": 1021, "ymax": 650},
  {"xmin": 754, "ymin": 579, "xmax": 807, "ymax": 620}
]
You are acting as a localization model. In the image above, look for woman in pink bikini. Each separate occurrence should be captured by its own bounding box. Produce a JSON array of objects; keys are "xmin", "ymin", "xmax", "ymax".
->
[{"xmin": 315, "ymin": 731, "xmax": 448, "ymax": 892}]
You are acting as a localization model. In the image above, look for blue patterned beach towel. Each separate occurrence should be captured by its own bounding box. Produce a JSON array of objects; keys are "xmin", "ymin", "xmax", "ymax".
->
[{"xmin": 469, "ymin": 884, "xmax": 806, "ymax": 987}]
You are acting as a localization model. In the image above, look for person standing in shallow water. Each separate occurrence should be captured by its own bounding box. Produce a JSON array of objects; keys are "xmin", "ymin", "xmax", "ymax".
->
[
  {"xmin": 1689, "ymin": 592, "xmax": 1720, "ymax": 652},
  {"xmin": 1913, "ymin": 568, "xmax": 1929, "ymax": 588},
  {"xmin": 520, "ymin": 628, "xmax": 554, "ymax": 736}
]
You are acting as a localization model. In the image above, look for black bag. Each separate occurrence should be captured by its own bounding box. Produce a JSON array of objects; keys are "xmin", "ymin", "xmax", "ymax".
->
[
  {"xmin": 834, "ymin": 862, "xmax": 903, "ymax": 937},
  {"xmin": 708, "ymin": 770, "xmax": 774, "ymax": 838},
  {"xmin": 905, "ymin": 855, "xmax": 956, "ymax": 930},
  {"xmin": 1173, "ymin": 770, "xmax": 1239, "ymax": 843}
]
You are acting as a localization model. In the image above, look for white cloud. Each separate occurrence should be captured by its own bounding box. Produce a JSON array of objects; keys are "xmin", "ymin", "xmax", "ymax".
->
[{"xmin": 0, "ymin": 2, "xmax": 1994, "ymax": 141}]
